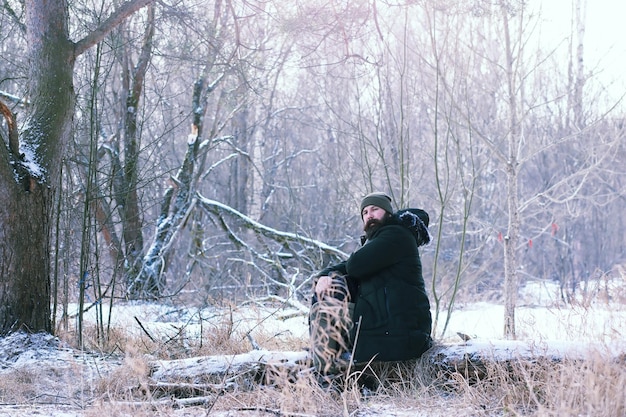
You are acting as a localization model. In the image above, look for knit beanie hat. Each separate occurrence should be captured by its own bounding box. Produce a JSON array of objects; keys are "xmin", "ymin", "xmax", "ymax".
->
[{"xmin": 360, "ymin": 192, "xmax": 393, "ymax": 217}]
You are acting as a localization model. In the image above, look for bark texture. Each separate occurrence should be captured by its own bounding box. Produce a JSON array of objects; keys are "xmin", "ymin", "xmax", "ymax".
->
[{"xmin": 0, "ymin": 0, "xmax": 74, "ymax": 334}]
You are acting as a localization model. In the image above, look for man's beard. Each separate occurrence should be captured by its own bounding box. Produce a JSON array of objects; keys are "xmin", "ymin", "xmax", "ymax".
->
[{"xmin": 363, "ymin": 216, "xmax": 386, "ymax": 239}]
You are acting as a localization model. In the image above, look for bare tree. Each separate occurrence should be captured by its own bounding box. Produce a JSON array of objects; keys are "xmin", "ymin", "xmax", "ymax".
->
[
  {"xmin": 91, "ymin": 5, "xmax": 156, "ymax": 297},
  {"xmin": 3, "ymin": 0, "xmax": 625, "ymax": 339},
  {"xmin": 0, "ymin": 0, "xmax": 153, "ymax": 335}
]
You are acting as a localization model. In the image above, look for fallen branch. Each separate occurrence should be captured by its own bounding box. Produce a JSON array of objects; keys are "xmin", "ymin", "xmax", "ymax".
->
[
  {"xmin": 134, "ymin": 316, "xmax": 156, "ymax": 342},
  {"xmin": 149, "ymin": 380, "xmax": 236, "ymax": 395},
  {"xmin": 234, "ymin": 407, "xmax": 316, "ymax": 417},
  {"xmin": 109, "ymin": 395, "xmax": 215, "ymax": 409}
]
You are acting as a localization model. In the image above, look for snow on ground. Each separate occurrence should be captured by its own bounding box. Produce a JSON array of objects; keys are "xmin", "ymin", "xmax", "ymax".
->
[
  {"xmin": 68, "ymin": 300, "xmax": 311, "ymax": 343},
  {"xmin": 72, "ymin": 281, "xmax": 626, "ymax": 348},
  {"xmin": 439, "ymin": 300, "xmax": 626, "ymax": 343},
  {"xmin": 0, "ymin": 279, "xmax": 624, "ymax": 416},
  {"xmin": 440, "ymin": 280, "xmax": 626, "ymax": 344}
]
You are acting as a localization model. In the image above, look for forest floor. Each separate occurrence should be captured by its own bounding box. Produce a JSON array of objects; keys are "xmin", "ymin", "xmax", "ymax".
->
[
  {"xmin": 0, "ymin": 279, "xmax": 625, "ymax": 416},
  {"xmin": 0, "ymin": 315, "xmax": 448, "ymax": 417}
]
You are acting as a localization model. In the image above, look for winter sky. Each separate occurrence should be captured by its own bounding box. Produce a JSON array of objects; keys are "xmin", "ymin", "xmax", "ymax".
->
[{"xmin": 534, "ymin": 0, "xmax": 626, "ymax": 90}]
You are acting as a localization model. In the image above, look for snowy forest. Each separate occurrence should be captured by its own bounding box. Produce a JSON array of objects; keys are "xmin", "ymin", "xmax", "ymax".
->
[
  {"xmin": 1, "ymin": 0, "xmax": 625, "ymax": 340},
  {"xmin": 0, "ymin": 0, "xmax": 626, "ymax": 416},
  {"xmin": 0, "ymin": 0, "xmax": 625, "ymax": 415}
]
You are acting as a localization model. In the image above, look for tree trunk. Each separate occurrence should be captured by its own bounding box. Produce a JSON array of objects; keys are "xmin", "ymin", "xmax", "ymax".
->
[
  {"xmin": 501, "ymin": 7, "xmax": 521, "ymax": 339},
  {"xmin": 571, "ymin": 0, "xmax": 586, "ymax": 130},
  {"xmin": 0, "ymin": 0, "xmax": 74, "ymax": 334},
  {"xmin": 128, "ymin": 76, "xmax": 206, "ymax": 298},
  {"xmin": 0, "ymin": 181, "xmax": 52, "ymax": 333},
  {"xmin": 0, "ymin": 0, "xmax": 153, "ymax": 334},
  {"xmin": 120, "ymin": 5, "xmax": 154, "ymax": 288}
]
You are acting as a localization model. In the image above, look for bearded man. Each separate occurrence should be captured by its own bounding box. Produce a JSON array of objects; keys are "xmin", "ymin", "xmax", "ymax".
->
[{"xmin": 310, "ymin": 192, "xmax": 432, "ymax": 375}]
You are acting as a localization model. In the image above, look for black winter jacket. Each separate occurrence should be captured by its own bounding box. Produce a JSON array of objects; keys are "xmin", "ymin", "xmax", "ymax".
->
[{"xmin": 318, "ymin": 209, "xmax": 432, "ymax": 363}]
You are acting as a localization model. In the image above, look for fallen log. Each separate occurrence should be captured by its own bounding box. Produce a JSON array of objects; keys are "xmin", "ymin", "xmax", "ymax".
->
[
  {"xmin": 146, "ymin": 339, "xmax": 625, "ymax": 396},
  {"xmin": 148, "ymin": 349, "xmax": 309, "ymax": 388}
]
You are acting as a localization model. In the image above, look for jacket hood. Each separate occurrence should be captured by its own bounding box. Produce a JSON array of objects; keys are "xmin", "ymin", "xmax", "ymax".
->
[
  {"xmin": 393, "ymin": 208, "xmax": 431, "ymax": 247},
  {"xmin": 360, "ymin": 208, "xmax": 431, "ymax": 247}
]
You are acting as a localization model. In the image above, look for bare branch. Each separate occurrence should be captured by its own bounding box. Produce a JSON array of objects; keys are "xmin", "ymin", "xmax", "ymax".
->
[
  {"xmin": 73, "ymin": 0, "xmax": 155, "ymax": 58},
  {"xmin": 0, "ymin": 91, "xmax": 28, "ymax": 108},
  {"xmin": 197, "ymin": 193, "xmax": 349, "ymax": 260},
  {"xmin": 2, "ymin": 0, "xmax": 25, "ymax": 33}
]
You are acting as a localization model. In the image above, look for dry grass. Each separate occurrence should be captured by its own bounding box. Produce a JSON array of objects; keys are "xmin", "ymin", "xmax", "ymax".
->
[
  {"xmin": 55, "ymin": 307, "xmax": 626, "ymax": 417},
  {"xmin": 1, "ymin": 300, "xmax": 625, "ymax": 416},
  {"xmin": 0, "ymin": 368, "xmax": 40, "ymax": 403}
]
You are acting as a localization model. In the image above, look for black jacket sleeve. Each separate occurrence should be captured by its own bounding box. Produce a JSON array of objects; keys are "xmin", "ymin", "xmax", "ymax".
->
[{"xmin": 317, "ymin": 261, "xmax": 348, "ymax": 278}]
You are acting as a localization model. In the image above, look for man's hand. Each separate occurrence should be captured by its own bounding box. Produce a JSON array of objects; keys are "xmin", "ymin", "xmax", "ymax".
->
[{"xmin": 315, "ymin": 275, "xmax": 332, "ymax": 296}]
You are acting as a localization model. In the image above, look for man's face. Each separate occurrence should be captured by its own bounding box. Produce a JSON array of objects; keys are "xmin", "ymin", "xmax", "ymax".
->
[{"xmin": 362, "ymin": 205, "xmax": 387, "ymax": 234}]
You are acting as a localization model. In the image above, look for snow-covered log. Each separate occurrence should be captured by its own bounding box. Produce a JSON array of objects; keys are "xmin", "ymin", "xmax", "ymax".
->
[
  {"xmin": 147, "ymin": 339, "xmax": 624, "ymax": 395},
  {"xmin": 148, "ymin": 349, "xmax": 309, "ymax": 390},
  {"xmin": 426, "ymin": 339, "xmax": 620, "ymax": 379}
]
